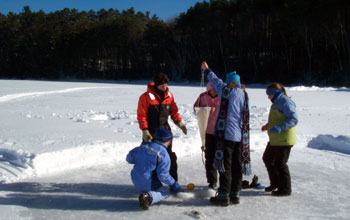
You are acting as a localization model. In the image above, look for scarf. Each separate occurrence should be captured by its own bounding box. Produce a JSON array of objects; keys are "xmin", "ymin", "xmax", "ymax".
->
[
  {"xmin": 214, "ymin": 86, "xmax": 232, "ymax": 173},
  {"xmin": 214, "ymin": 86, "xmax": 252, "ymax": 175},
  {"xmin": 154, "ymin": 86, "xmax": 166, "ymax": 101},
  {"xmin": 242, "ymin": 91, "xmax": 251, "ymax": 175}
]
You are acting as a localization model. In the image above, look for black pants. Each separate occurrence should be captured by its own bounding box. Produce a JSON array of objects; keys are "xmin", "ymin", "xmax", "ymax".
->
[
  {"xmin": 218, "ymin": 140, "xmax": 242, "ymax": 194},
  {"xmin": 166, "ymin": 141, "xmax": 178, "ymax": 181},
  {"xmin": 204, "ymin": 134, "xmax": 218, "ymax": 185},
  {"xmin": 262, "ymin": 143, "xmax": 292, "ymax": 192}
]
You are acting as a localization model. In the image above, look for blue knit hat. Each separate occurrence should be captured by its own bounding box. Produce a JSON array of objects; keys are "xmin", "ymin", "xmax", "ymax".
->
[
  {"xmin": 154, "ymin": 128, "xmax": 173, "ymax": 143},
  {"xmin": 226, "ymin": 71, "xmax": 240, "ymax": 84}
]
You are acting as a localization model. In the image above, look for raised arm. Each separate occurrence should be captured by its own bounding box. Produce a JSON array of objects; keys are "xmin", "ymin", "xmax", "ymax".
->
[{"xmin": 201, "ymin": 61, "xmax": 225, "ymax": 98}]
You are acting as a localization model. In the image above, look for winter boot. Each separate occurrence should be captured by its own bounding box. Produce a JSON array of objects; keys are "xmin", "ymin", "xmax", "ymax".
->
[
  {"xmin": 138, "ymin": 192, "xmax": 151, "ymax": 210},
  {"xmin": 265, "ymin": 185, "xmax": 277, "ymax": 192},
  {"xmin": 271, "ymin": 189, "xmax": 291, "ymax": 196},
  {"xmin": 208, "ymin": 182, "xmax": 217, "ymax": 190},
  {"xmin": 241, "ymin": 180, "xmax": 250, "ymax": 189},
  {"xmin": 229, "ymin": 192, "xmax": 240, "ymax": 204},
  {"xmin": 249, "ymin": 175, "xmax": 258, "ymax": 188},
  {"xmin": 210, "ymin": 192, "xmax": 229, "ymax": 206}
]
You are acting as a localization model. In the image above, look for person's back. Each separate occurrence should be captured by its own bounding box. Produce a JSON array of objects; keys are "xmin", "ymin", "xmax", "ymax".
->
[
  {"xmin": 126, "ymin": 141, "xmax": 174, "ymax": 193},
  {"xmin": 205, "ymin": 70, "xmax": 245, "ymax": 142},
  {"xmin": 225, "ymin": 87, "xmax": 245, "ymax": 142},
  {"xmin": 201, "ymin": 61, "xmax": 250, "ymax": 206},
  {"xmin": 126, "ymin": 128, "xmax": 180, "ymax": 210}
]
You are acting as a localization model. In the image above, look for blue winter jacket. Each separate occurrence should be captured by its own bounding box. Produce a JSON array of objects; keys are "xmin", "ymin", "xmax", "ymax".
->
[
  {"xmin": 206, "ymin": 70, "xmax": 245, "ymax": 142},
  {"xmin": 270, "ymin": 93, "xmax": 298, "ymax": 131},
  {"xmin": 126, "ymin": 141, "xmax": 175, "ymax": 193}
]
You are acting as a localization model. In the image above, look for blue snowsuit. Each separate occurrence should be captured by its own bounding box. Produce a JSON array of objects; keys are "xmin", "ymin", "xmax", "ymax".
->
[{"xmin": 126, "ymin": 141, "xmax": 175, "ymax": 204}]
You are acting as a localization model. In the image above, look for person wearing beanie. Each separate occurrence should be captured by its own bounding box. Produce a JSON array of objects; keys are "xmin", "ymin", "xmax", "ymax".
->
[
  {"xmin": 137, "ymin": 73, "xmax": 187, "ymax": 182},
  {"xmin": 201, "ymin": 61, "xmax": 251, "ymax": 206},
  {"xmin": 261, "ymin": 83, "xmax": 298, "ymax": 196},
  {"xmin": 126, "ymin": 128, "xmax": 181, "ymax": 210},
  {"xmin": 225, "ymin": 71, "xmax": 240, "ymax": 84},
  {"xmin": 193, "ymin": 82, "xmax": 221, "ymax": 189}
]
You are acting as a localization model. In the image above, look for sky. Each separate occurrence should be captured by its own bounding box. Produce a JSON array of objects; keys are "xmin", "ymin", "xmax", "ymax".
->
[{"xmin": 0, "ymin": 0, "xmax": 205, "ymax": 21}]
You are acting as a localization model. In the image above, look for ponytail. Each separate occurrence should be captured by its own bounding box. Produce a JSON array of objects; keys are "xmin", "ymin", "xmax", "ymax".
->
[
  {"xmin": 228, "ymin": 82, "xmax": 246, "ymax": 91},
  {"xmin": 267, "ymin": 83, "xmax": 288, "ymax": 97}
]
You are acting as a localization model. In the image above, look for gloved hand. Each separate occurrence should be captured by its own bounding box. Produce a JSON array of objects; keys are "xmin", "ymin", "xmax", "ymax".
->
[
  {"xmin": 270, "ymin": 126, "xmax": 282, "ymax": 134},
  {"xmin": 261, "ymin": 124, "xmax": 268, "ymax": 131},
  {"xmin": 176, "ymin": 121, "xmax": 187, "ymax": 135},
  {"xmin": 142, "ymin": 129, "xmax": 153, "ymax": 142},
  {"xmin": 171, "ymin": 181, "xmax": 181, "ymax": 193}
]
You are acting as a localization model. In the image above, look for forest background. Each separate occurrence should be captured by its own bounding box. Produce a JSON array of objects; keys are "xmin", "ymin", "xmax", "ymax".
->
[{"xmin": 1, "ymin": 0, "xmax": 350, "ymax": 86}]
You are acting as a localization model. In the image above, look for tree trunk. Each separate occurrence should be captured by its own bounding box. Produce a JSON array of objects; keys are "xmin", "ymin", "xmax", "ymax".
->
[
  {"xmin": 325, "ymin": 24, "xmax": 343, "ymax": 72},
  {"xmin": 304, "ymin": 25, "xmax": 313, "ymax": 81},
  {"xmin": 218, "ymin": 34, "xmax": 227, "ymax": 73},
  {"xmin": 339, "ymin": 18, "xmax": 350, "ymax": 65}
]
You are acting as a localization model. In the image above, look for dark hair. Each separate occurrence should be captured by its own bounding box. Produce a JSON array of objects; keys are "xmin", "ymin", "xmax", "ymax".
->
[
  {"xmin": 267, "ymin": 83, "xmax": 288, "ymax": 96},
  {"xmin": 153, "ymin": 73, "xmax": 169, "ymax": 86}
]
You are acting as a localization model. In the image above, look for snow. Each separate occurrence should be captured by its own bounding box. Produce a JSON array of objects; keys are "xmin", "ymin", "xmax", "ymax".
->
[
  {"xmin": 0, "ymin": 79, "xmax": 349, "ymax": 220},
  {"xmin": 308, "ymin": 135, "xmax": 350, "ymax": 155}
]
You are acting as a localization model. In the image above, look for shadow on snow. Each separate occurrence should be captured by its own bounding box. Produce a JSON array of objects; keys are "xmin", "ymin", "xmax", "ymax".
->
[
  {"xmin": 0, "ymin": 182, "xmax": 139, "ymax": 212},
  {"xmin": 0, "ymin": 182, "xmax": 270, "ymax": 211}
]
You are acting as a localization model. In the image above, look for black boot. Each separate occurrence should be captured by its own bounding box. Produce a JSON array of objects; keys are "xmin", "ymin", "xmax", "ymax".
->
[
  {"xmin": 249, "ymin": 175, "xmax": 258, "ymax": 188},
  {"xmin": 242, "ymin": 180, "xmax": 250, "ymax": 189},
  {"xmin": 265, "ymin": 185, "xmax": 277, "ymax": 192},
  {"xmin": 208, "ymin": 182, "xmax": 217, "ymax": 190},
  {"xmin": 271, "ymin": 189, "xmax": 291, "ymax": 196},
  {"xmin": 229, "ymin": 192, "xmax": 240, "ymax": 204},
  {"xmin": 210, "ymin": 192, "xmax": 229, "ymax": 206},
  {"xmin": 139, "ymin": 193, "xmax": 151, "ymax": 210}
]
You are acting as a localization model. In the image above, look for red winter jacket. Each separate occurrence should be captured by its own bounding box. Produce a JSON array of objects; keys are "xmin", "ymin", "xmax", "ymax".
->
[{"xmin": 137, "ymin": 82, "xmax": 182, "ymax": 135}]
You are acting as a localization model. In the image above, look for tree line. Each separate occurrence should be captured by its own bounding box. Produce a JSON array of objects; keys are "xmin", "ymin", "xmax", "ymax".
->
[{"xmin": 0, "ymin": 0, "xmax": 350, "ymax": 86}]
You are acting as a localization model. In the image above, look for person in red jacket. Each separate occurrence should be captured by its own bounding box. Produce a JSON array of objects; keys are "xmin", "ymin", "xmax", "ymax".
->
[{"xmin": 137, "ymin": 73, "xmax": 187, "ymax": 181}]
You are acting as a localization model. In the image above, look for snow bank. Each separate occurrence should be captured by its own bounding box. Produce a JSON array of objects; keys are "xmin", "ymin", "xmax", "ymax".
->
[
  {"xmin": 30, "ymin": 141, "xmax": 138, "ymax": 178},
  {"xmin": 307, "ymin": 134, "xmax": 350, "ymax": 155},
  {"xmin": 289, "ymin": 86, "xmax": 350, "ymax": 92},
  {"xmin": 0, "ymin": 141, "xmax": 138, "ymax": 182},
  {"xmin": 18, "ymin": 134, "xmax": 199, "ymax": 182},
  {"xmin": 0, "ymin": 148, "xmax": 35, "ymax": 182}
]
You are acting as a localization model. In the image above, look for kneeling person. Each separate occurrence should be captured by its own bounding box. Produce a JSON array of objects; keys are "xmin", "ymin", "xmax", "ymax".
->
[{"xmin": 126, "ymin": 128, "xmax": 181, "ymax": 210}]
